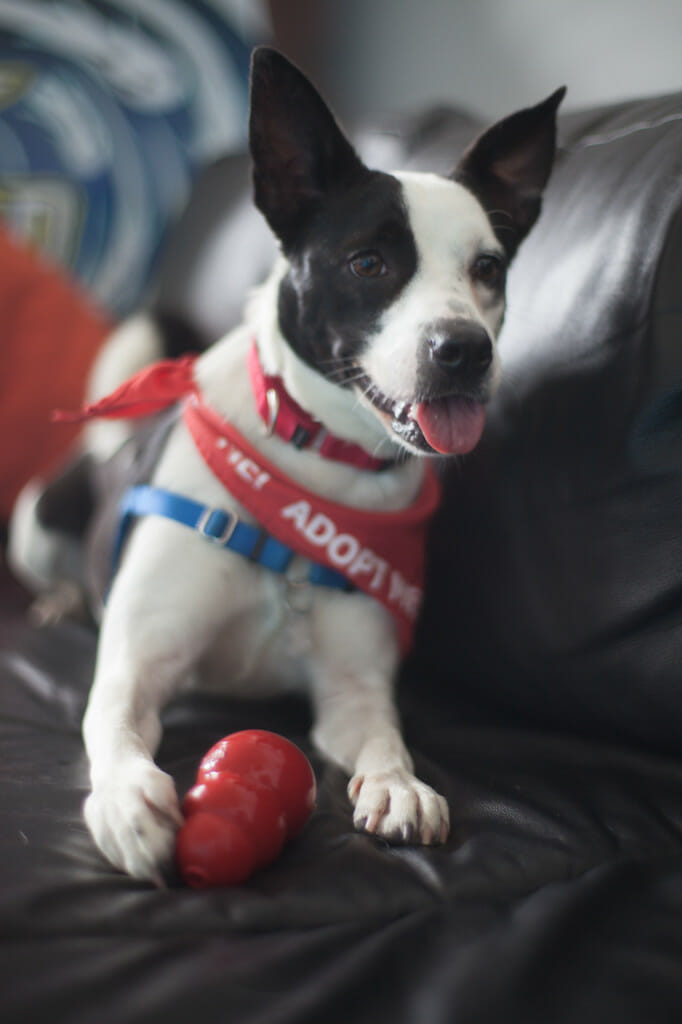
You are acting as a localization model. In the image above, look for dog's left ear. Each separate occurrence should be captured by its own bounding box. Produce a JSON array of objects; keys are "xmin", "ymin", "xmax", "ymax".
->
[
  {"xmin": 249, "ymin": 47, "xmax": 369, "ymax": 249},
  {"xmin": 453, "ymin": 87, "xmax": 566, "ymax": 258}
]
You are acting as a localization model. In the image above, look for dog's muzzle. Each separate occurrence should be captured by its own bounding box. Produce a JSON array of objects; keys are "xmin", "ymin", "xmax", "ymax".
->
[
  {"xmin": 353, "ymin": 319, "xmax": 496, "ymax": 457},
  {"xmin": 426, "ymin": 321, "xmax": 493, "ymax": 381}
]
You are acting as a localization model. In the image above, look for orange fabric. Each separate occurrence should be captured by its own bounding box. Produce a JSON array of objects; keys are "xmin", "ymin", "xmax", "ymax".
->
[{"xmin": 0, "ymin": 225, "xmax": 110, "ymax": 521}]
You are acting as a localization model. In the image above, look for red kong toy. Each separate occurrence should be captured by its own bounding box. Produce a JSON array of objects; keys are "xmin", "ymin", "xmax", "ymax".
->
[{"xmin": 176, "ymin": 730, "xmax": 316, "ymax": 888}]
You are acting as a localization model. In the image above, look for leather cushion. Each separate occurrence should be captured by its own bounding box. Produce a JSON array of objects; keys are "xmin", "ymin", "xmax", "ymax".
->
[{"xmin": 404, "ymin": 94, "xmax": 682, "ymax": 757}]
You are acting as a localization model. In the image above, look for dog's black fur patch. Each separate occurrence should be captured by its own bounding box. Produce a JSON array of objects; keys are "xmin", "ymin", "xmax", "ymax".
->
[
  {"xmin": 36, "ymin": 454, "xmax": 95, "ymax": 537},
  {"xmin": 276, "ymin": 171, "xmax": 418, "ymax": 383},
  {"xmin": 249, "ymin": 48, "xmax": 420, "ymax": 385},
  {"xmin": 453, "ymin": 87, "xmax": 566, "ymax": 258}
]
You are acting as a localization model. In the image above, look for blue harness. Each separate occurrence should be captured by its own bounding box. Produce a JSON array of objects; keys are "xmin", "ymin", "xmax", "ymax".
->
[{"xmin": 113, "ymin": 484, "xmax": 352, "ymax": 591}]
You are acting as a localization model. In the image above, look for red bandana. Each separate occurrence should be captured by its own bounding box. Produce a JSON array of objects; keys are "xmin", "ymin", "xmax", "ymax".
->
[{"xmin": 56, "ymin": 356, "xmax": 442, "ymax": 652}]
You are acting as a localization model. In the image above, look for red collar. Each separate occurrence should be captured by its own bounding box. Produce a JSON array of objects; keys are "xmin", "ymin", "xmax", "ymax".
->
[{"xmin": 247, "ymin": 342, "xmax": 391, "ymax": 472}]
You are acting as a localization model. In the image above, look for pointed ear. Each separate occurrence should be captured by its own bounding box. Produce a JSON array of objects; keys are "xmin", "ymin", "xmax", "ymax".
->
[
  {"xmin": 453, "ymin": 87, "xmax": 566, "ymax": 258},
  {"xmin": 249, "ymin": 47, "xmax": 369, "ymax": 248}
]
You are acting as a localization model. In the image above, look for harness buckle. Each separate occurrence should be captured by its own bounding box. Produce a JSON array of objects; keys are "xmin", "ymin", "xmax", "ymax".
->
[{"xmin": 196, "ymin": 507, "xmax": 238, "ymax": 546}]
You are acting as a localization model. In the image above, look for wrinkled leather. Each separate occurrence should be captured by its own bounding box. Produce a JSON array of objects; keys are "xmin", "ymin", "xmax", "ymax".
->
[{"xmin": 2, "ymin": 93, "xmax": 682, "ymax": 1024}]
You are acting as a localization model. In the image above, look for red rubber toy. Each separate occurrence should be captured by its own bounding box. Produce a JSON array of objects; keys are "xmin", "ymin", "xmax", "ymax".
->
[
  {"xmin": 176, "ymin": 730, "xmax": 316, "ymax": 888},
  {"xmin": 176, "ymin": 813, "xmax": 255, "ymax": 887}
]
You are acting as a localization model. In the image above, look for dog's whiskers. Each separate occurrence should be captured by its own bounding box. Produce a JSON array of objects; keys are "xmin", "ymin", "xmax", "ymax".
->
[
  {"xmin": 318, "ymin": 353, "xmax": 357, "ymax": 366},
  {"xmin": 324, "ymin": 365, "xmax": 365, "ymax": 385}
]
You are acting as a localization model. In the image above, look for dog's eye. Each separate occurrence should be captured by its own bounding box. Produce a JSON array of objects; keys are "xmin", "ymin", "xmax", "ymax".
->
[
  {"xmin": 472, "ymin": 253, "xmax": 505, "ymax": 288},
  {"xmin": 349, "ymin": 251, "xmax": 385, "ymax": 278}
]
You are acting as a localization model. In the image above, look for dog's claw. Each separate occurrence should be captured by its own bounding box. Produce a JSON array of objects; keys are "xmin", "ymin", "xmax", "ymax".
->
[
  {"xmin": 347, "ymin": 775, "xmax": 363, "ymax": 802},
  {"xmin": 348, "ymin": 769, "xmax": 449, "ymax": 847},
  {"xmin": 400, "ymin": 822, "xmax": 415, "ymax": 844}
]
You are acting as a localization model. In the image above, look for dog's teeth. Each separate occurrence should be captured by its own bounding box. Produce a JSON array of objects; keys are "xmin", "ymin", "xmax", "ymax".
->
[
  {"xmin": 357, "ymin": 371, "xmax": 414, "ymax": 421},
  {"xmin": 392, "ymin": 401, "xmax": 412, "ymax": 424}
]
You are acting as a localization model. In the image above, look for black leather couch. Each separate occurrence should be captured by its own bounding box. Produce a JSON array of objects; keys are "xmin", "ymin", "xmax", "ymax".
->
[{"xmin": 2, "ymin": 92, "xmax": 681, "ymax": 1024}]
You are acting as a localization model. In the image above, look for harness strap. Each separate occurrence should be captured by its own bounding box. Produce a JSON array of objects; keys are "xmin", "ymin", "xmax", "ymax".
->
[{"xmin": 113, "ymin": 484, "xmax": 352, "ymax": 592}]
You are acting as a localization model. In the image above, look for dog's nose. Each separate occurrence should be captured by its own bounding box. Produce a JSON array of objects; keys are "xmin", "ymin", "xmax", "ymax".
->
[{"xmin": 428, "ymin": 323, "xmax": 493, "ymax": 376}]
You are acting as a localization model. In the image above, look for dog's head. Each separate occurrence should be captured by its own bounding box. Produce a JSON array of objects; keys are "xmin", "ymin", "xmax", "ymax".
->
[{"xmin": 249, "ymin": 48, "xmax": 564, "ymax": 457}]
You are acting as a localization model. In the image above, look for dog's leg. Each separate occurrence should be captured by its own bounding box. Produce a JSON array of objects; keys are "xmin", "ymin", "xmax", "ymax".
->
[
  {"xmin": 82, "ymin": 523, "xmax": 238, "ymax": 884},
  {"xmin": 310, "ymin": 594, "xmax": 449, "ymax": 846}
]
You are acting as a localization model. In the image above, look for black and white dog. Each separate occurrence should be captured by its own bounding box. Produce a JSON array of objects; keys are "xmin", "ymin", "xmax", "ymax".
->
[{"xmin": 10, "ymin": 49, "xmax": 563, "ymax": 883}]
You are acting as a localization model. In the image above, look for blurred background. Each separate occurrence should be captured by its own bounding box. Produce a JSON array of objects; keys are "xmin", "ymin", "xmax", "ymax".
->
[
  {"xmin": 275, "ymin": 0, "xmax": 682, "ymax": 120},
  {"xmin": 2, "ymin": 0, "xmax": 680, "ymax": 317},
  {"xmin": 0, "ymin": 0, "xmax": 680, "ymax": 523}
]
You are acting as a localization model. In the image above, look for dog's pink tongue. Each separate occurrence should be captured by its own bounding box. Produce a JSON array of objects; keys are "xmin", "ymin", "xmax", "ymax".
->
[{"xmin": 414, "ymin": 396, "xmax": 486, "ymax": 455}]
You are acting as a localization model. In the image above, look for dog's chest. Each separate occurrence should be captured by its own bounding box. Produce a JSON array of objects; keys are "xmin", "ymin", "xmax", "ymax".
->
[
  {"xmin": 137, "ymin": 332, "xmax": 421, "ymax": 694},
  {"xmin": 196, "ymin": 569, "xmax": 317, "ymax": 696}
]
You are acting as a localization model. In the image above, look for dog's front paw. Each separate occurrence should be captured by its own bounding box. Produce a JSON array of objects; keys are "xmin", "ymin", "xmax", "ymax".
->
[
  {"xmin": 348, "ymin": 769, "xmax": 449, "ymax": 846},
  {"xmin": 84, "ymin": 761, "xmax": 183, "ymax": 885}
]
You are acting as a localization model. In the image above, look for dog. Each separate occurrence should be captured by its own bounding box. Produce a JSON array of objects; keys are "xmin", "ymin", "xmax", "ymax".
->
[{"xmin": 9, "ymin": 48, "xmax": 563, "ymax": 883}]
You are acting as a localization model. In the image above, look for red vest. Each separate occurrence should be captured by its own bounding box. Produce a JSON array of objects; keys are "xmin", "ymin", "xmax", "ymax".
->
[{"xmin": 57, "ymin": 354, "xmax": 442, "ymax": 652}]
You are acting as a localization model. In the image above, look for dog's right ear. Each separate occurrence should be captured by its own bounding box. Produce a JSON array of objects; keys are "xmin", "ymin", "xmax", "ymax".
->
[{"xmin": 249, "ymin": 48, "xmax": 368, "ymax": 248}]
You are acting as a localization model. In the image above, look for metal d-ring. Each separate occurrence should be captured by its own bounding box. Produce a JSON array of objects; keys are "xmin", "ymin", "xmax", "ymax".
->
[
  {"xmin": 284, "ymin": 571, "xmax": 314, "ymax": 613},
  {"xmin": 265, "ymin": 387, "xmax": 280, "ymax": 436}
]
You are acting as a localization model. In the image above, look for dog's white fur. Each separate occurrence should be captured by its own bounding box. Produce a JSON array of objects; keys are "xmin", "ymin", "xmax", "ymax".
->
[
  {"xmin": 82, "ymin": 323, "xmax": 435, "ymax": 883},
  {"xmin": 12, "ymin": 171, "xmax": 506, "ymax": 883},
  {"xmin": 81, "ymin": 173, "xmax": 505, "ymax": 882},
  {"xmin": 361, "ymin": 173, "xmax": 505, "ymax": 404}
]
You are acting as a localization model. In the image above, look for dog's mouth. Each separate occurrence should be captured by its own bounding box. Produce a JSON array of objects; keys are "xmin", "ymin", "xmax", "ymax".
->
[{"xmin": 354, "ymin": 373, "xmax": 487, "ymax": 455}]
